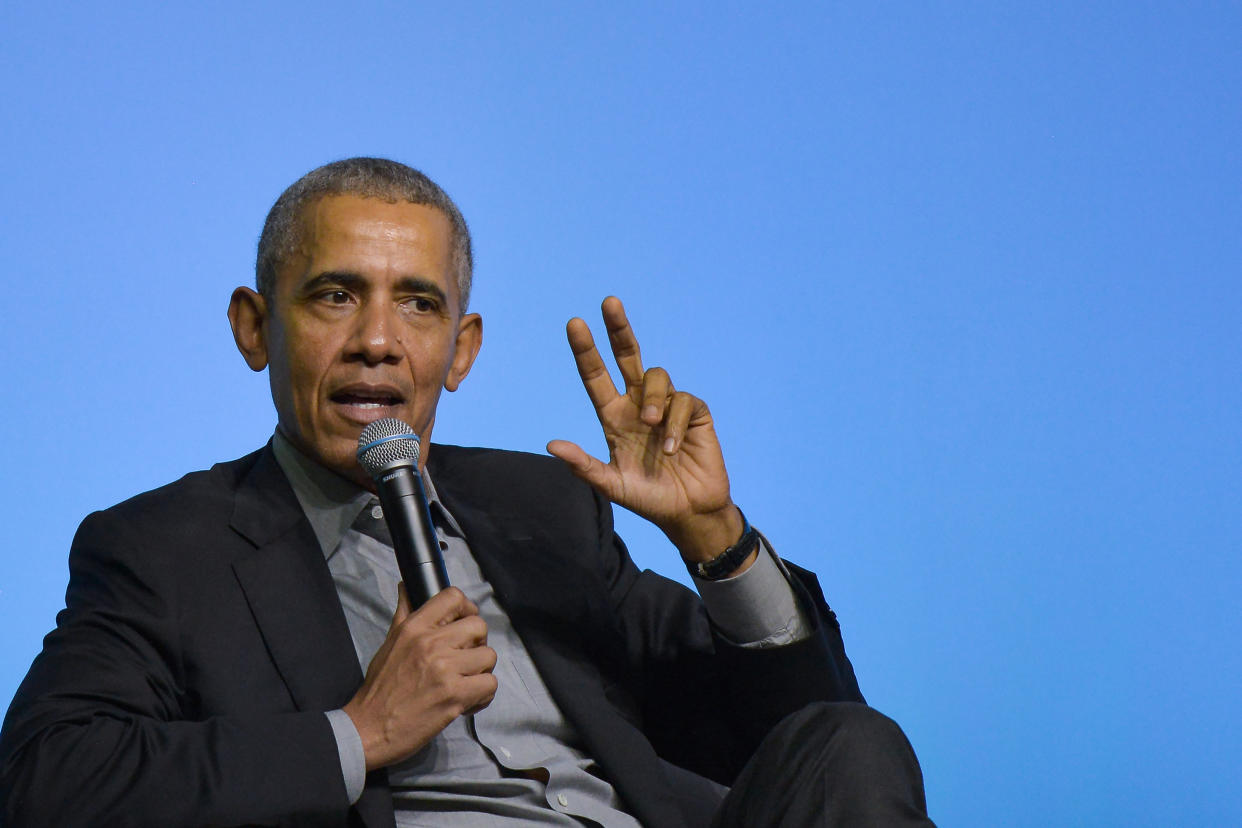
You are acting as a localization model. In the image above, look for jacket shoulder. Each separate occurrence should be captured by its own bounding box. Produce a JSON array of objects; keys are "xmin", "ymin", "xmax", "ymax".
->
[
  {"xmin": 428, "ymin": 443, "xmax": 574, "ymax": 481},
  {"xmin": 91, "ymin": 448, "xmax": 266, "ymax": 529},
  {"xmin": 69, "ymin": 448, "xmax": 282, "ymax": 568},
  {"xmin": 428, "ymin": 443, "xmax": 600, "ymax": 522}
]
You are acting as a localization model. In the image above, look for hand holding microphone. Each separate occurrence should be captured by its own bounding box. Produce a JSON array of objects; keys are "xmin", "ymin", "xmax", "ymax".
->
[
  {"xmin": 356, "ymin": 418, "xmax": 450, "ymax": 607},
  {"xmin": 346, "ymin": 420, "xmax": 495, "ymax": 769}
]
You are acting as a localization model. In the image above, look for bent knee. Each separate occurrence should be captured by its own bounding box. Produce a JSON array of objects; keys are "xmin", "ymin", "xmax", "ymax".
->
[{"xmin": 780, "ymin": 701, "xmax": 911, "ymax": 751}]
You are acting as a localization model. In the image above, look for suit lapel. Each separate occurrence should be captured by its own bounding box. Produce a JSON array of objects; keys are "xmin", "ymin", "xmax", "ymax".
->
[
  {"xmin": 229, "ymin": 447, "xmax": 397, "ymax": 828},
  {"xmin": 433, "ymin": 460, "xmax": 690, "ymax": 828},
  {"xmin": 442, "ymin": 494, "xmax": 596, "ymax": 634},
  {"xmin": 229, "ymin": 446, "xmax": 363, "ymax": 712}
]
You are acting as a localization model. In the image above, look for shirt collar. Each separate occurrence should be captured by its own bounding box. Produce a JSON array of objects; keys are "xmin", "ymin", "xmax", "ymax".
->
[{"xmin": 272, "ymin": 430, "xmax": 463, "ymax": 559}]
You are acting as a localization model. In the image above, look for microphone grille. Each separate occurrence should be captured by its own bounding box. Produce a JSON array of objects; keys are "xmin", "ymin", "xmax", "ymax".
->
[{"xmin": 356, "ymin": 418, "xmax": 421, "ymax": 476}]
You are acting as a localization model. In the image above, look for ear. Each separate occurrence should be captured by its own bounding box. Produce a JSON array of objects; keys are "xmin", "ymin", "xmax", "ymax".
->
[
  {"xmin": 445, "ymin": 312, "xmax": 483, "ymax": 392},
  {"xmin": 228, "ymin": 286, "xmax": 270, "ymax": 372}
]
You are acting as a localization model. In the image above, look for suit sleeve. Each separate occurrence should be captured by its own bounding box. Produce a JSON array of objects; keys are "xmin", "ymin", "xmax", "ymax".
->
[
  {"xmin": 0, "ymin": 509, "xmax": 352, "ymax": 828},
  {"xmin": 589, "ymin": 486, "xmax": 865, "ymax": 783}
]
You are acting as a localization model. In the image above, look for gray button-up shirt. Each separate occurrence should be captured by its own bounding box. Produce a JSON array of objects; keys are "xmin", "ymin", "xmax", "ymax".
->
[{"xmin": 272, "ymin": 432, "xmax": 807, "ymax": 825}]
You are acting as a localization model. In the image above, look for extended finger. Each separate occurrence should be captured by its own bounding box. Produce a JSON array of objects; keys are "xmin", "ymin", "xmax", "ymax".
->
[
  {"xmin": 662, "ymin": 391, "xmax": 700, "ymax": 454},
  {"xmin": 602, "ymin": 296, "xmax": 645, "ymax": 391},
  {"xmin": 640, "ymin": 367, "xmax": 673, "ymax": 425},
  {"xmin": 566, "ymin": 317, "xmax": 620, "ymax": 410}
]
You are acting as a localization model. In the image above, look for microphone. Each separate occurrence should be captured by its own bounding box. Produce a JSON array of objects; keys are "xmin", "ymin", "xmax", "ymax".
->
[{"xmin": 356, "ymin": 418, "xmax": 450, "ymax": 608}]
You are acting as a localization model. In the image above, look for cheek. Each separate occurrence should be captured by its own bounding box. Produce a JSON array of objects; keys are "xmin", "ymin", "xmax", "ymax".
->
[
  {"xmin": 280, "ymin": 323, "xmax": 332, "ymax": 377},
  {"xmin": 273, "ymin": 334, "xmax": 334, "ymax": 414},
  {"xmin": 286, "ymin": 353, "xmax": 331, "ymax": 415}
]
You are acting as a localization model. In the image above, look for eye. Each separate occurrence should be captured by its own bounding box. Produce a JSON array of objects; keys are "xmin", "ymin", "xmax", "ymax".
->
[
  {"xmin": 311, "ymin": 288, "xmax": 353, "ymax": 306},
  {"xmin": 408, "ymin": 296, "xmax": 438, "ymax": 313}
]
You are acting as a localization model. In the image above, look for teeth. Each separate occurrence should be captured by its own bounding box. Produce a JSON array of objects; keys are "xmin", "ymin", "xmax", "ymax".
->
[{"xmin": 333, "ymin": 394, "xmax": 399, "ymax": 408}]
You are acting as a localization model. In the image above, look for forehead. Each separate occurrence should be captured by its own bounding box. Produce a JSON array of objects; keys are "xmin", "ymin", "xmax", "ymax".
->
[{"xmin": 282, "ymin": 194, "xmax": 456, "ymax": 292}]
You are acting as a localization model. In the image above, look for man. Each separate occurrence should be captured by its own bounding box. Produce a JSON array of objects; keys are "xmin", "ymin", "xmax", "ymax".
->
[{"xmin": 0, "ymin": 158, "xmax": 933, "ymax": 826}]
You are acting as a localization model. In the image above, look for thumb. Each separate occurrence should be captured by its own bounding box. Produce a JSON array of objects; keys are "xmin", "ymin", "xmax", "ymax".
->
[
  {"xmin": 393, "ymin": 582, "xmax": 413, "ymax": 626},
  {"xmin": 546, "ymin": 440, "xmax": 619, "ymax": 498}
]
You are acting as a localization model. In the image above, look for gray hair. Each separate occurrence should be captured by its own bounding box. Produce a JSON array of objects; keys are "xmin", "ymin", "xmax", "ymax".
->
[{"xmin": 256, "ymin": 157, "xmax": 473, "ymax": 311}]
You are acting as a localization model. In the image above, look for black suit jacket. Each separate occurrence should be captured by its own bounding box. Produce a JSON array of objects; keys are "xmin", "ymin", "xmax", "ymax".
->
[{"xmin": 0, "ymin": 443, "xmax": 862, "ymax": 828}]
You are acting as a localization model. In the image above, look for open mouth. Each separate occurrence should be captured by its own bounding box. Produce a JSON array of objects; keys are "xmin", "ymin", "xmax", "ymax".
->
[
  {"xmin": 332, "ymin": 394, "xmax": 401, "ymax": 408},
  {"xmin": 330, "ymin": 385, "xmax": 406, "ymax": 416}
]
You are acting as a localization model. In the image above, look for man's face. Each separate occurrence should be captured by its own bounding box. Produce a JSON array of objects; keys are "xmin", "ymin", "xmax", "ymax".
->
[{"xmin": 232, "ymin": 194, "xmax": 481, "ymax": 486}]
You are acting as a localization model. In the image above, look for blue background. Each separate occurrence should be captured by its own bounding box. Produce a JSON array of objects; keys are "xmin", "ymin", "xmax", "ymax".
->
[{"xmin": 2, "ymin": 3, "xmax": 1238, "ymax": 824}]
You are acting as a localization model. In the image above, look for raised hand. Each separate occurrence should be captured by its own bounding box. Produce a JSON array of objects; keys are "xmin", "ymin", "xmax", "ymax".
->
[{"xmin": 546, "ymin": 297, "xmax": 746, "ymax": 563}]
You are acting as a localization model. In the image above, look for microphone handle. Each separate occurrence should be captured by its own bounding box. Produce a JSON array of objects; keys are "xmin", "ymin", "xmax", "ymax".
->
[{"xmin": 373, "ymin": 463, "xmax": 450, "ymax": 607}]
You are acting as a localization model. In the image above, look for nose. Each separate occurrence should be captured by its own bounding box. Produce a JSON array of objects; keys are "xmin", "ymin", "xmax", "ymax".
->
[{"xmin": 346, "ymin": 298, "xmax": 403, "ymax": 365}]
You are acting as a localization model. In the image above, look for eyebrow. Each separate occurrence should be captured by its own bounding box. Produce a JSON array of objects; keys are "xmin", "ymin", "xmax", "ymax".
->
[{"xmin": 300, "ymin": 271, "xmax": 449, "ymax": 307}]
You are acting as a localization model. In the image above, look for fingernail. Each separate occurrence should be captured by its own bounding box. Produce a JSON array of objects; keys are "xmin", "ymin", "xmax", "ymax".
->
[
  {"xmin": 643, "ymin": 405, "xmax": 659, "ymax": 421},
  {"xmin": 663, "ymin": 437, "xmax": 676, "ymax": 454}
]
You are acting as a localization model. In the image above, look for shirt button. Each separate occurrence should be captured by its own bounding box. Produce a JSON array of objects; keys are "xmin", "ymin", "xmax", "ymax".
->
[
  {"xmin": 371, "ymin": 504, "xmax": 384, "ymax": 520},
  {"xmin": 557, "ymin": 794, "xmax": 569, "ymax": 807}
]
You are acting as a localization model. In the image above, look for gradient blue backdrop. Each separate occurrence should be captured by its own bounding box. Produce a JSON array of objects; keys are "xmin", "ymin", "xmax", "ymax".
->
[{"xmin": 2, "ymin": 3, "xmax": 1238, "ymax": 825}]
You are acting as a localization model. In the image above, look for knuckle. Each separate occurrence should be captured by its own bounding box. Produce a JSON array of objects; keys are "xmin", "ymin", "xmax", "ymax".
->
[
  {"xmin": 407, "ymin": 634, "xmax": 435, "ymax": 659},
  {"xmin": 426, "ymin": 652, "xmax": 454, "ymax": 680},
  {"xmin": 396, "ymin": 618, "xmax": 423, "ymax": 642}
]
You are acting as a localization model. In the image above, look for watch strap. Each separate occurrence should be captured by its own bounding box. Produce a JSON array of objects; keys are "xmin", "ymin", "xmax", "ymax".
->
[{"xmin": 688, "ymin": 510, "xmax": 760, "ymax": 581}]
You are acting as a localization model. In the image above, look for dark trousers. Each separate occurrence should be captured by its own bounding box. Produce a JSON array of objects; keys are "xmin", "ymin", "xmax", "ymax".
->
[{"xmin": 670, "ymin": 702, "xmax": 935, "ymax": 827}]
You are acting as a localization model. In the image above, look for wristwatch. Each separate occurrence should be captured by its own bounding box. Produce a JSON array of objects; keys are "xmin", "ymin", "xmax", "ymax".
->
[{"xmin": 687, "ymin": 511, "xmax": 760, "ymax": 581}]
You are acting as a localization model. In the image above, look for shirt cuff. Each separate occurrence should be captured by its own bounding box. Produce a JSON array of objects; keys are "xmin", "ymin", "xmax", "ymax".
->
[
  {"xmin": 692, "ymin": 538, "xmax": 812, "ymax": 648},
  {"xmin": 324, "ymin": 709, "xmax": 366, "ymax": 804}
]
